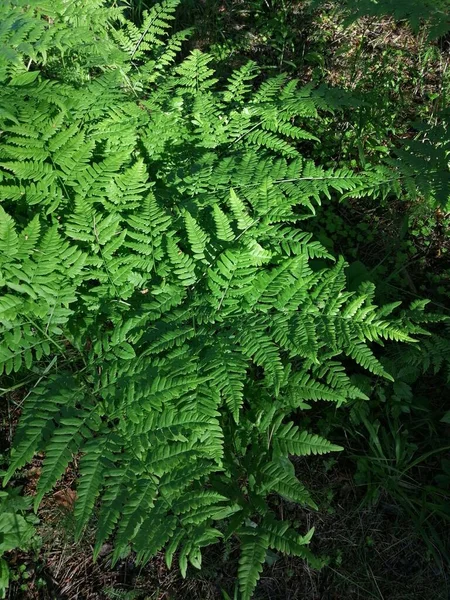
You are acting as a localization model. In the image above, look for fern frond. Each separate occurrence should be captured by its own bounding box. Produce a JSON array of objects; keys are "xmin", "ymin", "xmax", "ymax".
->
[
  {"xmin": 74, "ymin": 437, "xmax": 109, "ymax": 541},
  {"xmin": 260, "ymin": 458, "xmax": 317, "ymax": 509},
  {"xmin": 34, "ymin": 409, "xmax": 92, "ymax": 511},
  {"xmin": 3, "ymin": 378, "xmax": 79, "ymax": 485},
  {"xmin": 175, "ymin": 50, "xmax": 217, "ymax": 92},
  {"xmin": 184, "ymin": 211, "xmax": 209, "ymax": 263},
  {"xmin": 260, "ymin": 515, "xmax": 322, "ymax": 569},
  {"xmin": 111, "ymin": 478, "xmax": 158, "ymax": 564},
  {"xmin": 273, "ymin": 422, "xmax": 343, "ymax": 456},
  {"xmin": 238, "ymin": 528, "xmax": 269, "ymax": 600},
  {"xmin": 223, "ymin": 61, "xmax": 259, "ymax": 104},
  {"xmin": 213, "ymin": 204, "xmax": 235, "ymax": 242}
]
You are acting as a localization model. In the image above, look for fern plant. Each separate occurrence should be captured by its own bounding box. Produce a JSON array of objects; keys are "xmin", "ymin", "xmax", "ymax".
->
[
  {"xmin": 347, "ymin": 109, "xmax": 450, "ymax": 210},
  {"xmin": 0, "ymin": 1, "xmax": 428, "ymax": 597}
]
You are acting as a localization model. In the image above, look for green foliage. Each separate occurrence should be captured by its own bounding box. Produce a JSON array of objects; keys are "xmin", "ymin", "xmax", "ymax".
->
[
  {"xmin": 347, "ymin": 111, "xmax": 450, "ymax": 211},
  {"xmin": 333, "ymin": 311, "xmax": 450, "ymax": 564},
  {"xmin": 0, "ymin": 0, "xmax": 430, "ymax": 597},
  {"xmin": 323, "ymin": 0, "xmax": 450, "ymax": 40},
  {"xmin": 0, "ymin": 489, "xmax": 40, "ymax": 599},
  {"xmin": 391, "ymin": 111, "xmax": 450, "ymax": 210}
]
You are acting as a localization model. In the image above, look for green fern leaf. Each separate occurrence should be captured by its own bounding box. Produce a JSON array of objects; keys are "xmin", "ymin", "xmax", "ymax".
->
[
  {"xmin": 228, "ymin": 189, "xmax": 254, "ymax": 231},
  {"xmin": 347, "ymin": 342, "xmax": 393, "ymax": 380},
  {"xmin": 238, "ymin": 528, "xmax": 269, "ymax": 600},
  {"xmin": 0, "ymin": 206, "xmax": 18, "ymax": 257},
  {"xmin": 213, "ymin": 204, "xmax": 235, "ymax": 242},
  {"xmin": 273, "ymin": 422, "xmax": 343, "ymax": 456},
  {"xmin": 3, "ymin": 378, "xmax": 78, "ymax": 486},
  {"xmin": 34, "ymin": 409, "xmax": 91, "ymax": 511},
  {"xmin": 260, "ymin": 515, "xmax": 322, "ymax": 569},
  {"xmin": 112, "ymin": 478, "xmax": 158, "ymax": 564},
  {"xmin": 260, "ymin": 458, "xmax": 317, "ymax": 509},
  {"xmin": 74, "ymin": 438, "xmax": 108, "ymax": 541},
  {"xmin": 184, "ymin": 211, "xmax": 209, "ymax": 262},
  {"xmin": 93, "ymin": 466, "xmax": 130, "ymax": 561}
]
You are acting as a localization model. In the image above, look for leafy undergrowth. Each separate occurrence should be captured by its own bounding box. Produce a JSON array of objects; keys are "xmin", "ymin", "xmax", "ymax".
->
[
  {"xmin": 309, "ymin": 195, "xmax": 450, "ymax": 305},
  {"xmin": 174, "ymin": 1, "xmax": 450, "ymax": 186}
]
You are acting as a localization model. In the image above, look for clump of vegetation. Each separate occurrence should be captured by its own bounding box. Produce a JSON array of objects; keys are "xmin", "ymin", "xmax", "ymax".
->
[
  {"xmin": 0, "ymin": 489, "xmax": 40, "ymax": 598},
  {"xmin": 0, "ymin": 1, "xmax": 449, "ymax": 599}
]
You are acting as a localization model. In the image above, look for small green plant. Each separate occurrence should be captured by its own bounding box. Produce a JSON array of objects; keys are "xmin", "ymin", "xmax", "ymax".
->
[
  {"xmin": 221, "ymin": 585, "xmax": 239, "ymax": 600},
  {"xmin": 349, "ymin": 409, "xmax": 450, "ymax": 563},
  {"xmin": 0, "ymin": 489, "xmax": 40, "ymax": 599},
  {"xmin": 338, "ymin": 317, "xmax": 450, "ymax": 563},
  {"xmin": 103, "ymin": 587, "xmax": 145, "ymax": 600}
]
